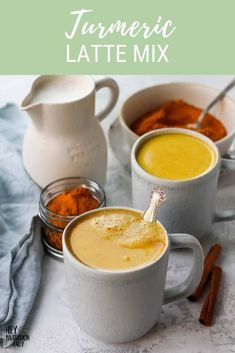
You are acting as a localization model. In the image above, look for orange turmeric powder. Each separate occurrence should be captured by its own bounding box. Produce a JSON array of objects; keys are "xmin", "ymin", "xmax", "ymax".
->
[
  {"xmin": 131, "ymin": 100, "xmax": 226, "ymax": 142},
  {"xmin": 47, "ymin": 187, "xmax": 99, "ymax": 216},
  {"xmin": 43, "ymin": 187, "xmax": 100, "ymax": 251}
]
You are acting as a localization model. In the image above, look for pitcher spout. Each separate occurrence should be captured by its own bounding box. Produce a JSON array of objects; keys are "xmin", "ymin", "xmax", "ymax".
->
[
  {"xmin": 21, "ymin": 89, "xmax": 42, "ymax": 112},
  {"xmin": 20, "ymin": 75, "xmax": 53, "ymax": 112},
  {"xmin": 20, "ymin": 90, "xmax": 43, "ymax": 129}
]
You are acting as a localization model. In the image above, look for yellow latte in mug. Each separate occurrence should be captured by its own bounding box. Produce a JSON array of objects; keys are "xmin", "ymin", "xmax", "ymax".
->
[
  {"xmin": 67, "ymin": 209, "xmax": 167, "ymax": 271},
  {"xmin": 136, "ymin": 133, "xmax": 216, "ymax": 180}
]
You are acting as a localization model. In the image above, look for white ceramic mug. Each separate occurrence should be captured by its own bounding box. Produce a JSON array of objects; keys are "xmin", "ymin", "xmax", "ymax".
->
[
  {"xmin": 120, "ymin": 82, "xmax": 235, "ymax": 160},
  {"xmin": 131, "ymin": 128, "xmax": 235, "ymax": 239},
  {"xmin": 63, "ymin": 207, "xmax": 203, "ymax": 344}
]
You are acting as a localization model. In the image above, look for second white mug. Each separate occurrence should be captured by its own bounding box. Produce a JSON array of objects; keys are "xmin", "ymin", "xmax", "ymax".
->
[{"xmin": 131, "ymin": 128, "xmax": 235, "ymax": 239}]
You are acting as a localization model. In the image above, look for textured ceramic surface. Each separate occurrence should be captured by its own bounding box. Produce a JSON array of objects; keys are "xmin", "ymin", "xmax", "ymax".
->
[
  {"xmin": 21, "ymin": 75, "xmax": 119, "ymax": 188},
  {"xmin": 63, "ymin": 208, "xmax": 203, "ymax": 343},
  {"xmin": 131, "ymin": 128, "xmax": 235, "ymax": 238}
]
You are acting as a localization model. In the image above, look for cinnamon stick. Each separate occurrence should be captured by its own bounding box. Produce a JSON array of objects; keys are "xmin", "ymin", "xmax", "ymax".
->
[
  {"xmin": 188, "ymin": 243, "xmax": 222, "ymax": 301},
  {"xmin": 199, "ymin": 266, "xmax": 222, "ymax": 326}
]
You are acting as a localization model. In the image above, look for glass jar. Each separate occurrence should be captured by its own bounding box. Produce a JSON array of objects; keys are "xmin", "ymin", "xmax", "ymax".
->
[{"xmin": 39, "ymin": 177, "xmax": 106, "ymax": 255}]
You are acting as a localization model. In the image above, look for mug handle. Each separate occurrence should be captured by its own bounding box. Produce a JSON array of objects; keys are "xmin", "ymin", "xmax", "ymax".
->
[
  {"xmin": 221, "ymin": 154, "xmax": 235, "ymax": 171},
  {"xmin": 95, "ymin": 77, "xmax": 119, "ymax": 122},
  {"xmin": 163, "ymin": 233, "xmax": 204, "ymax": 304},
  {"xmin": 214, "ymin": 156, "xmax": 235, "ymax": 221}
]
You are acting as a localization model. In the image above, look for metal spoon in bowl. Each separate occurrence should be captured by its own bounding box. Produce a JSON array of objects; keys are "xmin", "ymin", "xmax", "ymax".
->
[
  {"xmin": 187, "ymin": 77, "xmax": 235, "ymax": 129},
  {"xmin": 143, "ymin": 186, "xmax": 167, "ymax": 223}
]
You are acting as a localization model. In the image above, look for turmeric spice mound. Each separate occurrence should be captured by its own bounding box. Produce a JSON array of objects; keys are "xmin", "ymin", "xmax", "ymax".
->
[
  {"xmin": 47, "ymin": 187, "xmax": 99, "ymax": 216},
  {"xmin": 131, "ymin": 100, "xmax": 226, "ymax": 142}
]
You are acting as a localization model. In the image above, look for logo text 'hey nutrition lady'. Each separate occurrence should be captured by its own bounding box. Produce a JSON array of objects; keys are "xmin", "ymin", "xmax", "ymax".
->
[{"xmin": 65, "ymin": 9, "xmax": 176, "ymax": 64}]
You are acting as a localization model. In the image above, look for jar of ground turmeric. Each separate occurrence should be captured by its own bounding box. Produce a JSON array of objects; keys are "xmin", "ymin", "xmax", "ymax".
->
[{"xmin": 39, "ymin": 177, "xmax": 106, "ymax": 256}]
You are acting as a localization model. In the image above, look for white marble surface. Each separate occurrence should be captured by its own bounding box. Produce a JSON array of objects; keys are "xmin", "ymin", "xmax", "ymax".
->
[{"xmin": 1, "ymin": 75, "xmax": 235, "ymax": 352}]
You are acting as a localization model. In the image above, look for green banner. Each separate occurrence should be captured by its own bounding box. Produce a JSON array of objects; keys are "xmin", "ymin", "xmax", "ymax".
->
[{"xmin": 0, "ymin": 0, "xmax": 234, "ymax": 74}]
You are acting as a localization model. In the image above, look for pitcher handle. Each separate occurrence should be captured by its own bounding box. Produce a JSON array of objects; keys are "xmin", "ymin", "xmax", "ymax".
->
[
  {"xmin": 163, "ymin": 233, "xmax": 203, "ymax": 304},
  {"xmin": 95, "ymin": 77, "xmax": 119, "ymax": 122},
  {"xmin": 214, "ymin": 156, "xmax": 235, "ymax": 221}
]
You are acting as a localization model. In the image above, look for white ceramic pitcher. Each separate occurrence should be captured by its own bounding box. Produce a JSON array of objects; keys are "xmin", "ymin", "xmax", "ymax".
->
[{"xmin": 21, "ymin": 75, "xmax": 119, "ymax": 188}]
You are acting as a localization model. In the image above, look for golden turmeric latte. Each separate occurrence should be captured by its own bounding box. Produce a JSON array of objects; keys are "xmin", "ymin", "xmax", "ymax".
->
[{"xmin": 68, "ymin": 209, "xmax": 167, "ymax": 271}]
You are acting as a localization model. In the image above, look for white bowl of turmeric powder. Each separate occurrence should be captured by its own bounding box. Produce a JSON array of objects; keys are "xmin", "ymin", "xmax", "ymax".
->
[{"xmin": 119, "ymin": 82, "xmax": 235, "ymax": 159}]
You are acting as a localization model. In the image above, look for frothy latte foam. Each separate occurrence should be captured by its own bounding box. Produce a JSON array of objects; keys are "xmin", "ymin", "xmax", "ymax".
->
[{"xmin": 67, "ymin": 209, "xmax": 167, "ymax": 271}]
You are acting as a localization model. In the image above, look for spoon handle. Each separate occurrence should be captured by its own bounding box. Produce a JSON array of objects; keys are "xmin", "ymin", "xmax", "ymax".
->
[
  {"xmin": 143, "ymin": 186, "xmax": 167, "ymax": 223},
  {"xmin": 206, "ymin": 78, "xmax": 235, "ymax": 112},
  {"xmin": 197, "ymin": 78, "xmax": 235, "ymax": 127}
]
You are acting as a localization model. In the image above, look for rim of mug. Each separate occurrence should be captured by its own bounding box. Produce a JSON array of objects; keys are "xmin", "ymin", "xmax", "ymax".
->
[
  {"xmin": 131, "ymin": 127, "xmax": 220, "ymax": 185},
  {"xmin": 119, "ymin": 81, "xmax": 235, "ymax": 146},
  {"xmin": 21, "ymin": 75, "xmax": 96, "ymax": 109},
  {"xmin": 62, "ymin": 206, "xmax": 169, "ymax": 276}
]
